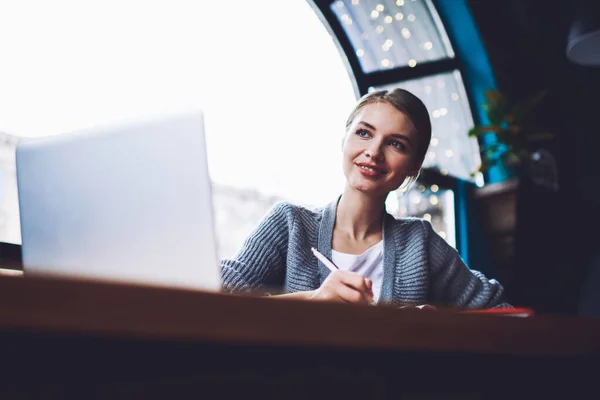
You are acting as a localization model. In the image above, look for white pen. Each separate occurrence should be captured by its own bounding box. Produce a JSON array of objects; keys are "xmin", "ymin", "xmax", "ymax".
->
[
  {"xmin": 310, "ymin": 247, "xmax": 338, "ymax": 272},
  {"xmin": 311, "ymin": 246, "xmax": 375, "ymax": 305}
]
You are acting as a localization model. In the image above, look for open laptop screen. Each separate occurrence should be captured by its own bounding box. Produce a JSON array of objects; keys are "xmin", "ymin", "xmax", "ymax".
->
[{"xmin": 16, "ymin": 111, "xmax": 221, "ymax": 291}]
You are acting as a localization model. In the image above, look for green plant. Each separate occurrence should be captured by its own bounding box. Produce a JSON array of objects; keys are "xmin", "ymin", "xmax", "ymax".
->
[{"xmin": 468, "ymin": 89, "xmax": 554, "ymax": 175}]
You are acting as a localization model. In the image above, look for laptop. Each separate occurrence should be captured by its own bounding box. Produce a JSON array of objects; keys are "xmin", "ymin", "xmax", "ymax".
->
[{"xmin": 15, "ymin": 111, "xmax": 221, "ymax": 292}]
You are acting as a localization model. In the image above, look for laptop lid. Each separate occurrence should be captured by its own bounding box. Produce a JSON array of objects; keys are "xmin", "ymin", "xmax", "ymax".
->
[{"xmin": 15, "ymin": 111, "xmax": 221, "ymax": 291}]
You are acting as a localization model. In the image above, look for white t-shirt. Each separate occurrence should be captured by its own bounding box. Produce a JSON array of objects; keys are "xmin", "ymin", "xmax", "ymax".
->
[{"xmin": 331, "ymin": 241, "xmax": 384, "ymax": 302}]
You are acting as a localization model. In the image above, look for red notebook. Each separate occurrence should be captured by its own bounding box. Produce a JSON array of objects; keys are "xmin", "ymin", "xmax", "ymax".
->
[{"xmin": 458, "ymin": 307, "xmax": 535, "ymax": 318}]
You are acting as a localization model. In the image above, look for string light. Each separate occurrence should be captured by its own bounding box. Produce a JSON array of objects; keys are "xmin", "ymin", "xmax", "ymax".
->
[
  {"xmin": 376, "ymin": 25, "xmax": 384, "ymax": 33},
  {"xmin": 352, "ymin": 0, "xmax": 359, "ymax": 5},
  {"xmin": 407, "ymin": 14, "xmax": 416, "ymax": 21},
  {"xmin": 381, "ymin": 59, "xmax": 390, "ymax": 67},
  {"xmin": 431, "ymin": 184, "xmax": 439, "ymax": 193},
  {"xmin": 396, "ymin": 0, "xmax": 404, "ymax": 5},
  {"xmin": 429, "ymin": 195, "xmax": 439, "ymax": 205},
  {"xmin": 356, "ymin": 49, "xmax": 364, "ymax": 57},
  {"xmin": 408, "ymin": 59, "xmax": 417, "ymax": 67},
  {"xmin": 423, "ymin": 213, "xmax": 432, "ymax": 222},
  {"xmin": 395, "ymin": 12, "xmax": 404, "ymax": 20},
  {"xmin": 475, "ymin": 173, "xmax": 484, "ymax": 187},
  {"xmin": 382, "ymin": 39, "xmax": 393, "ymax": 51},
  {"xmin": 424, "ymin": 41, "xmax": 433, "ymax": 50},
  {"xmin": 384, "ymin": 15, "xmax": 393, "ymax": 24},
  {"xmin": 376, "ymin": 4, "xmax": 384, "ymax": 11},
  {"xmin": 371, "ymin": 10, "xmax": 379, "ymax": 19},
  {"xmin": 401, "ymin": 28, "xmax": 411, "ymax": 38},
  {"xmin": 451, "ymin": 93, "xmax": 459, "ymax": 101},
  {"xmin": 430, "ymin": 138, "xmax": 439, "ymax": 146}
]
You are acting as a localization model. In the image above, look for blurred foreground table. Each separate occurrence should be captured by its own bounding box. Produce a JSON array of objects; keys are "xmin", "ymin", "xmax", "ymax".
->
[{"xmin": 0, "ymin": 274, "xmax": 599, "ymax": 399}]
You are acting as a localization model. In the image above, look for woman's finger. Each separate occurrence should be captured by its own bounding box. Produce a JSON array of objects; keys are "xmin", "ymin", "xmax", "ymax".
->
[
  {"xmin": 335, "ymin": 271, "xmax": 371, "ymax": 294},
  {"xmin": 334, "ymin": 283, "xmax": 369, "ymax": 304},
  {"xmin": 320, "ymin": 271, "xmax": 373, "ymax": 304}
]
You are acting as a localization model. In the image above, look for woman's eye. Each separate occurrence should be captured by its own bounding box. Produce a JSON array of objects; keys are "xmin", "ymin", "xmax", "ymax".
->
[
  {"xmin": 356, "ymin": 129, "xmax": 370, "ymax": 138},
  {"xmin": 389, "ymin": 140, "xmax": 406, "ymax": 151}
]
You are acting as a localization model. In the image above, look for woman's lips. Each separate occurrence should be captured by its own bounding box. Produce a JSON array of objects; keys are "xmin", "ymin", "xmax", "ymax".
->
[{"xmin": 356, "ymin": 163, "xmax": 385, "ymax": 178}]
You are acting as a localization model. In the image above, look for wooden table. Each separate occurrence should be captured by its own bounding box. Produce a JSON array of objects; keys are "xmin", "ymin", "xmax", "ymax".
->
[{"xmin": 1, "ymin": 275, "xmax": 599, "ymax": 399}]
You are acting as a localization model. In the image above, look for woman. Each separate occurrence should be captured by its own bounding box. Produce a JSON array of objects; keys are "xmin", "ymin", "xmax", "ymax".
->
[{"xmin": 221, "ymin": 88, "xmax": 510, "ymax": 309}]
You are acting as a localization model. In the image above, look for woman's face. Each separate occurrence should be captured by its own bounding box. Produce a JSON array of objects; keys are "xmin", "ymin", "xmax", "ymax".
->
[{"xmin": 342, "ymin": 101, "xmax": 421, "ymax": 197}]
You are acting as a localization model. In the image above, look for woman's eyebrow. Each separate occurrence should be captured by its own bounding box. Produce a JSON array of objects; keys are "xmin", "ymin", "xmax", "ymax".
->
[{"xmin": 357, "ymin": 121, "xmax": 376, "ymax": 130}]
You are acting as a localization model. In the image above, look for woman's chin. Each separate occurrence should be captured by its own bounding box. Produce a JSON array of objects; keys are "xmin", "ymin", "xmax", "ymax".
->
[{"xmin": 348, "ymin": 181, "xmax": 388, "ymax": 196}]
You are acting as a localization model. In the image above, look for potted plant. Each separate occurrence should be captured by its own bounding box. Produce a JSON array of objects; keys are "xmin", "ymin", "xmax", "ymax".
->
[
  {"xmin": 468, "ymin": 89, "xmax": 556, "ymax": 282},
  {"xmin": 468, "ymin": 89, "xmax": 556, "ymax": 187}
]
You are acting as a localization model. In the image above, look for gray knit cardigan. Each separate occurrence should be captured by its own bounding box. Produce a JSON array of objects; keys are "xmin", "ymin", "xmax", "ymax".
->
[{"xmin": 220, "ymin": 197, "xmax": 510, "ymax": 308}]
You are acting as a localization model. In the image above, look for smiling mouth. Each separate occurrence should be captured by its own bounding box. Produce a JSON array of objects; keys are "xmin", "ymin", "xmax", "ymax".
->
[{"xmin": 356, "ymin": 163, "xmax": 386, "ymax": 174}]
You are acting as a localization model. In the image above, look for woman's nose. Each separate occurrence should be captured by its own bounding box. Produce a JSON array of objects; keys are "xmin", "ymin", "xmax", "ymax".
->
[{"xmin": 365, "ymin": 143, "xmax": 383, "ymax": 160}]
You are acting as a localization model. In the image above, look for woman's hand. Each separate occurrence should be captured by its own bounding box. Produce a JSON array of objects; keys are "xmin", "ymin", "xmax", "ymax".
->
[{"xmin": 308, "ymin": 270, "xmax": 374, "ymax": 305}]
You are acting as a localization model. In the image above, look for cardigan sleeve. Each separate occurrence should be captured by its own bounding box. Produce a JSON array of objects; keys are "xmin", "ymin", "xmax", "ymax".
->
[
  {"xmin": 219, "ymin": 202, "xmax": 293, "ymax": 294},
  {"xmin": 424, "ymin": 221, "xmax": 512, "ymax": 309}
]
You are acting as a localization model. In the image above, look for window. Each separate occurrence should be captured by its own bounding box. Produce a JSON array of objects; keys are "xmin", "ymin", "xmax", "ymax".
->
[
  {"xmin": 330, "ymin": 0, "xmax": 454, "ymax": 73},
  {"xmin": 0, "ymin": 1, "xmax": 357, "ymax": 258}
]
